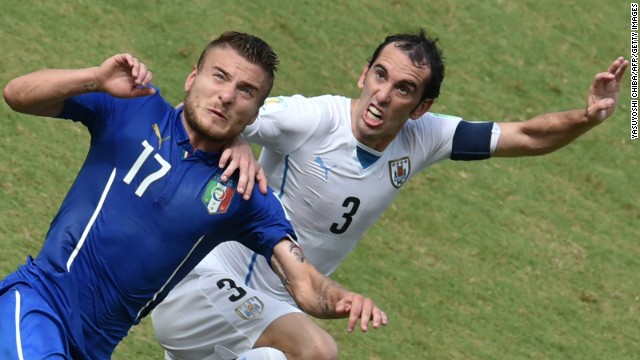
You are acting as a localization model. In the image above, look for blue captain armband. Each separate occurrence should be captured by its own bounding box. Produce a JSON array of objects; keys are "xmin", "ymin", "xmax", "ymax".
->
[{"xmin": 450, "ymin": 121, "xmax": 495, "ymax": 161}]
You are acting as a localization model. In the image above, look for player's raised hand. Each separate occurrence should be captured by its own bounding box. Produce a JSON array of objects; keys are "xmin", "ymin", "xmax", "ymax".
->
[
  {"xmin": 587, "ymin": 56, "xmax": 629, "ymax": 124},
  {"xmin": 335, "ymin": 291, "xmax": 388, "ymax": 332},
  {"xmin": 219, "ymin": 137, "xmax": 268, "ymax": 200},
  {"xmin": 95, "ymin": 54, "xmax": 156, "ymax": 98}
]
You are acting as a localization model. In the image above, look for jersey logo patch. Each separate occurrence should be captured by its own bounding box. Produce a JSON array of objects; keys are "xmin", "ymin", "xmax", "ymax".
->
[
  {"xmin": 314, "ymin": 156, "xmax": 337, "ymax": 180},
  {"xmin": 202, "ymin": 176, "xmax": 236, "ymax": 214},
  {"xmin": 152, "ymin": 123, "xmax": 170, "ymax": 149},
  {"xmin": 235, "ymin": 296, "xmax": 265, "ymax": 320},
  {"xmin": 389, "ymin": 157, "xmax": 411, "ymax": 189},
  {"xmin": 259, "ymin": 96, "xmax": 288, "ymax": 115}
]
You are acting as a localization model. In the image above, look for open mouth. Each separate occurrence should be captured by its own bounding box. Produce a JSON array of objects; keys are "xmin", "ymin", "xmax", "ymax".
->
[{"xmin": 365, "ymin": 104, "xmax": 383, "ymax": 124}]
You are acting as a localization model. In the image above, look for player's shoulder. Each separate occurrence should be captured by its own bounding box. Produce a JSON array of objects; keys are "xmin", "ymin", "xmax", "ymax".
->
[
  {"xmin": 404, "ymin": 111, "xmax": 463, "ymax": 133},
  {"xmin": 420, "ymin": 111, "xmax": 463, "ymax": 123},
  {"xmin": 260, "ymin": 94, "xmax": 348, "ymax": 115}
]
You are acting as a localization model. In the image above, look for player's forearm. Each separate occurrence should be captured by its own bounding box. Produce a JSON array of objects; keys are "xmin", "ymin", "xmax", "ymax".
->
[
  {"xmin": 3, "ymin": 67, "xmax": 99, "ymax": 117},
  {"xmin": 496, "ymin": 109, "xmax": 595, "ymax": 157},
  {"xmin": 291, "ymin": 273, "xmax": 352, "ymax": 319},
  {"xmin": 525, "ymin": 109, "xmax": 596, "ymax": 154},
  {"xmin": 271, "ymin": 240, "xmax": 351, "ymax": 318},
  {"xmin": 309, "ymin": 278, "xmax": 355, "ymax": 319}
]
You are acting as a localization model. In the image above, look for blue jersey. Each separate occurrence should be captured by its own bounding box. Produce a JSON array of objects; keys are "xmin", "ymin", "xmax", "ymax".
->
[{"xmin": 0, "ymin": 89, "xmax": 296, "ymax": 359}]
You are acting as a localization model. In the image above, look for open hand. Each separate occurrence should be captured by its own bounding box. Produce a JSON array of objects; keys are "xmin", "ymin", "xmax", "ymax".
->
[{"xmin": 587, "ymin": 56, "xmax": 629, "ymax": 123}]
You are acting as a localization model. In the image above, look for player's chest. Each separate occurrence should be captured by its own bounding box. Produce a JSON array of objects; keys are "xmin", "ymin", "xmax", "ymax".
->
[
  {"xmin": 112, "ymin": 138, "xmax": 236, "ymax": 220},
  {"xmin": 289, "ymin": 145, "xmax": 414, "ymax": 192}
]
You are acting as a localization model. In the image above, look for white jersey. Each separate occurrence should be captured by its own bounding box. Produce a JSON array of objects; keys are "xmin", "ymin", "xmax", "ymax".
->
[
  {"xmin": 152, "ymin": 94, "xmax": 498, "ymax": 358},
  {"xmin": 205, "ymin": 94, "xmax": 496, "ymax": 306}
]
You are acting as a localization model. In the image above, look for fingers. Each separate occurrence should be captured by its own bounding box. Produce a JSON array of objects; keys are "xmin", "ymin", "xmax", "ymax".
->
[
  {"xmin": 608, "ymin": 56, "xmax": 629, "ymax": 79},
  {"xmin": 219, "ymin": 148, "xmax": 235, "ymax": 181},
  {"xmin": 241, "ymin": 162, "xmax": 256, "ymax": 200},
  {"xmin": 592, "ymin": 57, "xmax": 629, "ymax": 92},
  {"xmin": 358, "ymin": 297, "xmax": 373, "ymax": 332},
  {"xmin": 593, "ymin": 71, "xmax": 615, "ymax": 84},
  {"xmin": 256, "ymin": 167, "xmax": 268, "ymax": 195},
  {"xmin": 101, "ymin": 53, "xmax": 154, "ymax": 97},
  {"xmin": 127, "ymin": 54, "xmax": 153, "ymax": 87},
  {"xmin": 131, "ymin": 85, "xmax": 156, "ymax": 97},
  {"xmin": 346, "ymin": 296, "xmax": 363, "ymax": 332},
  {"xmin": 344, "ymin": 295, "xmax": 387, "ymax": 333},
  {"xmin": 592, "ymin": 57, "xmax": 628, "ymax": 87},
  {"xmin": 219, "ymin": 144, "xmax": 260, "ymax": 200},
  {"xmin": 233, "ymin": 153, "xmax": 251, "ymax": 198},
  {"xmin": 613, "ymin": 58, "xmax": 629, "ymax": 82},
  {"xmin": 376, "ymin": 309, "xmax": 388, "ymax": 329}
]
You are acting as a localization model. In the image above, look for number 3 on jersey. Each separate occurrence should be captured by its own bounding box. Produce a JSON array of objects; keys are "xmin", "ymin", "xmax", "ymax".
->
[
  {"xmin": 217, "ymin": 278, "xmax": 247, "ymax": 302},
  {"xmin": 330, "ymin": 196, "xmax": 360, "ymax": 234}
]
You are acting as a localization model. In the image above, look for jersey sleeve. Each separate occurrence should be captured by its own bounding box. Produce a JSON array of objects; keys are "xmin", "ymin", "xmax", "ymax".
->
[
  {"xmin": 56, "ymin": 86, "xmax": 163, "ymax": 139},
  {"xmin": 407, "ymin": 113, "xmax": 500, "ymax": 170},
  {"xmin": 406, "ymin": 112, "xmax": 462, "ymax": 170},
  {"xmin": 232, "ymin": 189, "xmax": 298, "ymax": 265},
  {"xmin": 242, "ymin": 95, "xmax": 324, "ymax": 155},
  {"xmin": 57, "ymin": 92, "xmax": 114, "ymax": 135}
]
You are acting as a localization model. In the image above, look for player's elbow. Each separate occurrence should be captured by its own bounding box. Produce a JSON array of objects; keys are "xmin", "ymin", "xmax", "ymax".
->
[
  {"xmin": 3, "ymin": 80, "xmax": 22, "ymax": 112},
  {"xmin": 2, "ymin": 80, "xmax": 41, "ymax": 115}
]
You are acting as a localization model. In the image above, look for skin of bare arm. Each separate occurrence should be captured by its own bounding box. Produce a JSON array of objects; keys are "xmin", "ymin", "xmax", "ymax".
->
[{"xmin": 269, "ymin": 239, "xmax": 388, "ymax": 332}]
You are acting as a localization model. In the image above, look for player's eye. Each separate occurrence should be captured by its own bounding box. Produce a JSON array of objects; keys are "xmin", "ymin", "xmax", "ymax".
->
[{"xmin": 239, "ymin": 87, "xmax": 254, "ymax": 97}]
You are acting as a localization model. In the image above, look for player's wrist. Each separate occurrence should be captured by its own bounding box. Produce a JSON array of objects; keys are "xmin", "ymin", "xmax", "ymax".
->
[{"xmin": 83, "ymin": 66, "xmax": 102, "ymax": 93}]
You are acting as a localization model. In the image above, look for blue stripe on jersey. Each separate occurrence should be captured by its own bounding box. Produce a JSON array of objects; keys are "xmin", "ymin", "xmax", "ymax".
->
[
  {"xmin": 245, "ymin": 154, "xmax": 290, "ymax": 285},
  {"xmin": 245, "ymin": 254, "xmax": 259, "ymax": 286},
  {"xmin": 278, "ymin": 154, "xmax": 290, "ymax": 198},
  {"xmin": 450, "ymin": 121, "xmax": 494, "ymax": 161}
]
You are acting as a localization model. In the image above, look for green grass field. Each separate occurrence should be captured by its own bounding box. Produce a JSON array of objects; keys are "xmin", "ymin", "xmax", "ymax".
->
[{"xmin": 1, "ymin": 1, "xmax": 637, "ymax": 359}]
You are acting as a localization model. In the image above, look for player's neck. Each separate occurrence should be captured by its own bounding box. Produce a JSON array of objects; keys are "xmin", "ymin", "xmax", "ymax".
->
[{"xmin": 181, "ymin": 114, "xmax": 225, "ymax": 153}]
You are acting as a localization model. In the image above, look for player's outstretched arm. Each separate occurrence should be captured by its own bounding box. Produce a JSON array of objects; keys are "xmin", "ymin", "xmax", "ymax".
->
[
  {"xmin": 3, "ymin": 53, "xmax": 155, "ymax": 118},
  {"xmin": 493, "ymin": 57, "xmax": 629, "ymax": 157},
  {"xmin": 270, "ymin": 240, "xmax": 388, "ymax": 332}
]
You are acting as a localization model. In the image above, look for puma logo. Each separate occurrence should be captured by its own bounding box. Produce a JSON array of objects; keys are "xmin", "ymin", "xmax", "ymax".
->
[
  {"xmin": 314, "ymin": 157, "xmax": 337, "ymax": 180},
  {"xmin": 153, "ymin": 123, "xmax": 170, "ymax": 148}
]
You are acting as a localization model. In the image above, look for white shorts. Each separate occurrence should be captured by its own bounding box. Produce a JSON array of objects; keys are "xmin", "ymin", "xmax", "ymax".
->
[{"xmin": 151, "ymin": 266, "xmax": 301, "ymax": 360}]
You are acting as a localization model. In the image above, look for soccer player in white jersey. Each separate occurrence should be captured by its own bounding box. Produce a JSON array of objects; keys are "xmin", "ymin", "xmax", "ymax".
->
[{"xmin": 152, "ymin": 29, "xmax": 628, "ymax": 360}]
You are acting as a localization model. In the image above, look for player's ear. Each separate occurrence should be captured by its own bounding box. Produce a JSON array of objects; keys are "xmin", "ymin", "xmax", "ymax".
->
[
  {"xmin": 409, "ymin": 99, "xmax": 433, "ymax": 120},
  {"xmin": 184, "ymin": 65, "xmax": 197, "ymax": 92},
  {"xmin": 357, "ymin": 63, "xmax": 370, "ymax": 89}
]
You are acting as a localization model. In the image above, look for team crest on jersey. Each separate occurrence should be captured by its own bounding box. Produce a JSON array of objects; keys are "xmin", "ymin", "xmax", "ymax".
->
[
  {"xmin": 389, "ymin": 157, "xmax": 411, "ymax": 189},
  {"xmin": 235, "ymin": 296, "xmax": 265, "ymax": 320},
  {"xmin": 202, "ymin": 175, "xmax": 236, "ymax": 214}
]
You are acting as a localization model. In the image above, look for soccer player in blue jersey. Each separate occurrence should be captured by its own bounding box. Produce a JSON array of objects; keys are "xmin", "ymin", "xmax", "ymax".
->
[
  {"xmin": 0, "ymin": 31, "xmax": 386, "ymax": 360},
  {"xmin": 153, "ymin": 30, "xmax": 629, "ymax": 360}
]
